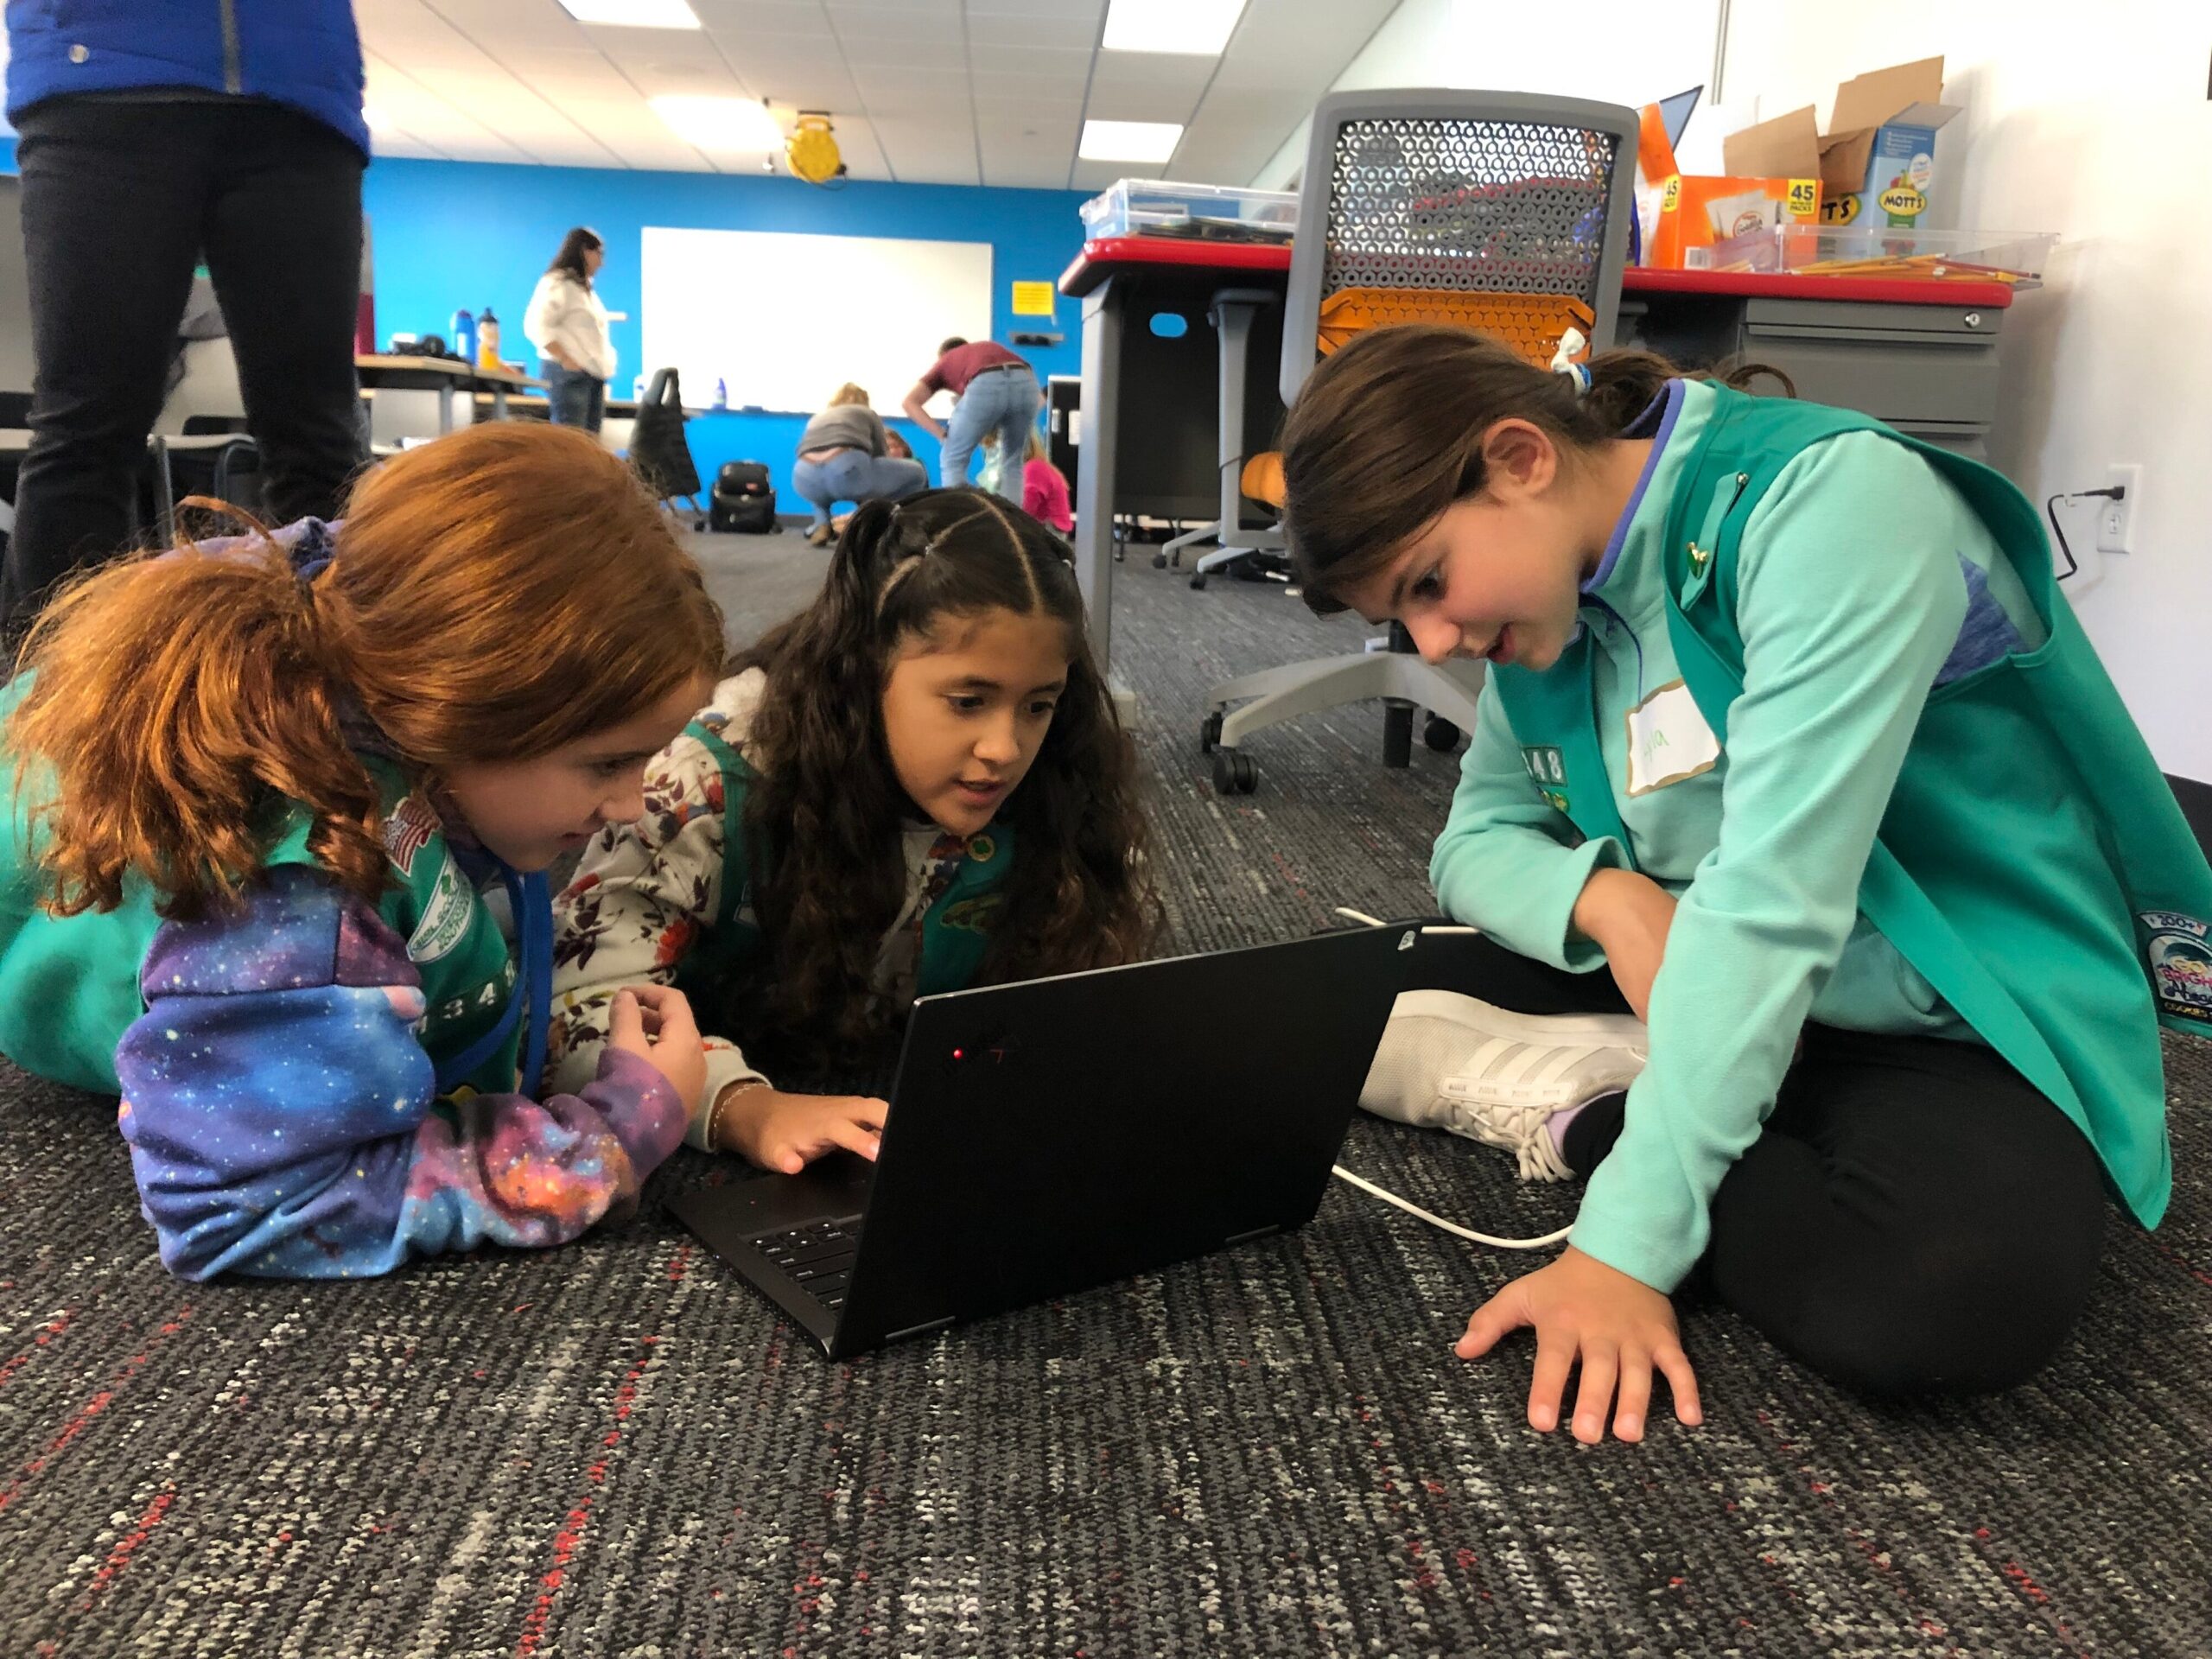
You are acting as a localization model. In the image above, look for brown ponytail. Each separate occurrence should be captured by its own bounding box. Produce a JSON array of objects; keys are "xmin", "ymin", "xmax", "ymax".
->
[
  {"xmin": 9, "ymin": 422, "xmax": 725, "ymax": 921},
  {"xmin": 1279, "ymin": 324, "xmax": 1791, "ymax": 614}
]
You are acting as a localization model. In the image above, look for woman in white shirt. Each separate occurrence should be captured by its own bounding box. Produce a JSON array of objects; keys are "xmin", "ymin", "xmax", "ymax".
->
[{"xmin": 524, "ymin": 227, "xmax": 616, "ymax": 433}]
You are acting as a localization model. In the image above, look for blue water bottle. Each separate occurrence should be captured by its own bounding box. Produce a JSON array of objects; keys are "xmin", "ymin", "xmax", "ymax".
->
[
  {"xmin": 712, "ymin": 377, "xmax": 728, "ymax": 410},
  {"xmin": 449, "ymin": 308, "xmax": 476, "ymax": 365}
]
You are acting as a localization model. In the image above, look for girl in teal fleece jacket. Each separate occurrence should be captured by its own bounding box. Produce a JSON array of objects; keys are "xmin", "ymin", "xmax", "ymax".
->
[
  {"xmin": 1280, "ymin": 324, "xmax": 2212, "ymax": 1441},
  {"xmin": 0, "ymin": 423, "xmax": 724, "ymax": 1279}
]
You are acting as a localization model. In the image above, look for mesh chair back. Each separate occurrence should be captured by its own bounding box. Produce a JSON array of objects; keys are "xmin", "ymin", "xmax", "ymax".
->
[{"xmin": 1281, "ymin": 91, "xmax": 1639, "ymax": 405}]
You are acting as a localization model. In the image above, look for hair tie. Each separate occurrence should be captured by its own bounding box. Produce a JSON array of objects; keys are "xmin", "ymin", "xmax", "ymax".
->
[{"xmin": 1550, "ymin": 327, "xmax": 1592, "ymax": 397}]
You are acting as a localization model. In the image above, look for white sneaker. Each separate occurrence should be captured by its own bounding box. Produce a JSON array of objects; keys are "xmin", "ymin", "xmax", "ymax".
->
[{"xmin": 1358, "ymin": 990, "xmax": 1649, "ymax": 1181}]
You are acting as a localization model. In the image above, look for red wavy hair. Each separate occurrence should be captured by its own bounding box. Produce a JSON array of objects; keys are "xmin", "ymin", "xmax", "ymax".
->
[{"xmin": 9, "ymin": 421, "xmax": 724, "ymax": 919}]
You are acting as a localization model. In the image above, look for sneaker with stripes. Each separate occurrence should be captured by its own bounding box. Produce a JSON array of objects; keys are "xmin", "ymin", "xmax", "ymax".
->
[{"xmin": 1357, "ymin": 990, "xmax": 1649, "ymax": 1181}]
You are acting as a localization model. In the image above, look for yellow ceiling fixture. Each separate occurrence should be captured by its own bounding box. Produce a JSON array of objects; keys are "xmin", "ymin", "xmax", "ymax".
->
[{"xmin": 786, "ymin": 111, "xmax": 846, "ymax": 186}]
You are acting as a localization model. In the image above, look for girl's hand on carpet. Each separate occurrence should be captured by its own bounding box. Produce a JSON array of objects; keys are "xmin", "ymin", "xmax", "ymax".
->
[{"xmin": 1455, "ymin": 1246, "xmax": 1702, "ymax": 1444}]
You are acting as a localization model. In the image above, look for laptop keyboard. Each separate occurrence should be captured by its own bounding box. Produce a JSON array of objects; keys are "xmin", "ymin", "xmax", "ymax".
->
[{"xmin": 748, "ymin": 1219, "xmax": 862, "ymax": 1311}]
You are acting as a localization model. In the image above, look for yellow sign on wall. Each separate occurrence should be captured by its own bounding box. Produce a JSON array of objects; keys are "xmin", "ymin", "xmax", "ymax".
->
[{"xmin": 1011, "ymin": 280, "xmax": 1056, "ymax": 317}]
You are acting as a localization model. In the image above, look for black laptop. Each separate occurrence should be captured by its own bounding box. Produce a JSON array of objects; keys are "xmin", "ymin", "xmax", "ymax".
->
[{"xmin": 669, "ymin": 924, "xmax": 1414, "ymax": 1357}]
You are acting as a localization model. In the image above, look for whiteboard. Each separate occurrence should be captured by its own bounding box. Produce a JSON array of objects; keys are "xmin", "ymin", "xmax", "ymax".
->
[{"xmin": 640, "ymin": 226, "xmax": 994, "ymax": 416}]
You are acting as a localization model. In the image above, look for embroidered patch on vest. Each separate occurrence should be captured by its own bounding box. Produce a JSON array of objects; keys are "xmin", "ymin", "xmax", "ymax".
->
[
  {"xmin": 409, "ymin": 854, "xmax": 474, "ymax": 964},
  {"xmin": 1521, "ymin": 747, "xmax": 1569, "ymax": 815},
  {"xmin": 2142, "ymin": 911, "xmax": 2212, "ymax": 1020},
  {"xmin": 382, "ymin": 795, "xmax": 439, "ymax": 878}
]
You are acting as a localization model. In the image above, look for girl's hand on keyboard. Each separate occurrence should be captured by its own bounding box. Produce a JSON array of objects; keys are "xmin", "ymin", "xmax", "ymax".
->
[{"xmin": 713, "ymin": 1084, "xmax": 888, "ymax": 1174}]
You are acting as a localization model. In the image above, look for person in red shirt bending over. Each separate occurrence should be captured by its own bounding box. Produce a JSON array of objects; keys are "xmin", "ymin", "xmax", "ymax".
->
[{"xmin": 902, "ymin": 337, "xmax": 1041, "ymax": 502}]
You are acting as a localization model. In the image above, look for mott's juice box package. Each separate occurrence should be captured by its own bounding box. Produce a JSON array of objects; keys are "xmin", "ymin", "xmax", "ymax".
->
[{"xmin": 1725, "ymin": 58, "xmax": 1961, "ymax": 232}]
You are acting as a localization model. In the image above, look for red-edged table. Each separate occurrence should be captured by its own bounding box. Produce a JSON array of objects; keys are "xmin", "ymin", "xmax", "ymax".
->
[{"xmin": 1059, "ymin": 234, "xmax": 2023, "ymax": 676}]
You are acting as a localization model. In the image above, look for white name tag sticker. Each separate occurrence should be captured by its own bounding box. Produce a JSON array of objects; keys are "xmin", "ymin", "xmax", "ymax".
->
[{"xmin": 1625, "ymin": 678, "xmax": 1721, "ymax": 797}]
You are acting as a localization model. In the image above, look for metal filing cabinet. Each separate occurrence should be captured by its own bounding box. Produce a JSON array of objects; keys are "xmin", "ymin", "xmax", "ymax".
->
[{"xmin": 1619, "ymin": 293, "xmax": 2006, "ymax": 459}]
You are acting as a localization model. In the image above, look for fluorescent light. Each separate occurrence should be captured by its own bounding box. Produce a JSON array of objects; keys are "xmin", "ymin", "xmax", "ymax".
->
[
  {"xmin": 652, "ymin": 95, "xmax": 784, "ymax": 153},
  {"xmin": 1079, "ymin": 119, "xmax": 1184, "ymax": 163},
  {"xmin": 559, "ymin": 0, "xmax": 701, "ymax": 25},
  {"xmin": 1102, "ymin": 0, "xmax": 1247, "ymax": 54}
]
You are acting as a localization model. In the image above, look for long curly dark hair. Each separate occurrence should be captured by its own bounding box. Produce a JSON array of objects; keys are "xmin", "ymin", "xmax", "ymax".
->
[{"xmin": 726, "ymin": 488, "xmax": 1158, "ymax": 1064}]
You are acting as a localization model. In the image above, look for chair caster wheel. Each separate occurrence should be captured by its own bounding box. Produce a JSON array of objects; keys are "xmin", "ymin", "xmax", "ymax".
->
[
  {"xmin": 1212, "ymin": 749, "xmax": 1256, "ymax": 795},
  {"xmin": 1189, "ymin": 573, "xmax": 1208, "ymax": 590},
  {"xmin": 1199, "ymin": 711, "xmax": 1223, "ymax": 753},
  {"xmin": 1152, "ymin": 550, "xmax": 1167, "ymax": 569},
  {"xmin": 1423, "ymin": 715, "xmax": 1462, "ymax": 752}
]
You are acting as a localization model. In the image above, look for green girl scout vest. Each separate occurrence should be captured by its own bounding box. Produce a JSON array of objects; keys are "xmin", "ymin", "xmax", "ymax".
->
[
  {"xmin": 674, "ymin": 718, "xmax": 1014, "ymax": 1009},
  {"xmin": 0, "ymin": 740, "xmax": 543, "ymax": 1102},
  {"xmin": 1485, "ymin": 385, "xmax": 2212, "ymax": 1230}
]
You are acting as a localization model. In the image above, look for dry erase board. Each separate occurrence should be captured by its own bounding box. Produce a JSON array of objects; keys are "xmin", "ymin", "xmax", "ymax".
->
[{"xmin": 640, "ymin": 226, "xmax": 995, "ymax": 416}]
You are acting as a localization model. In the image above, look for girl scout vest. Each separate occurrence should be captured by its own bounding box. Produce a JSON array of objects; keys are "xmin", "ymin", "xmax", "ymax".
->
[
  {"xmin": 0, "ymin": 748, "xmax": 549, "ymax": 1101},
  {"xmin": 674, "ymin": 719, "xmax": 1014, "ymax": 1007},
  {"xmin": 1486, "ymin": 384, "xmax": 2212, "ymax": 1230}
]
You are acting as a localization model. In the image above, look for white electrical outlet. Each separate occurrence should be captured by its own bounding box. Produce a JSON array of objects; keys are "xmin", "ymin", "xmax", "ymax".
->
[{"xmin": 2097, "ymin": 463, "xmax": 2141, "ymax": 555}]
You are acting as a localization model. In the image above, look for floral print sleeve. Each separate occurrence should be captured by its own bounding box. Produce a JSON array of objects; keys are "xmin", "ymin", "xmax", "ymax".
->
[{"xmin": 550, "ymin": 723, "xmax": 764, "ymax": 1150}]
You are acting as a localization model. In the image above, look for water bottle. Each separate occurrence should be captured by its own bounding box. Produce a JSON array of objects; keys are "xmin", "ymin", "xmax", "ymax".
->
[
  {"xmin": 449, "ymin": 308, "xmax": 476, "ymax": 365},
  {"xmin": 477, "ymin": 306, "xmax": 501, "ymax": 371},
  {"xmin": 712, "ymin": 377, "xmax": 728, "ymax": 410}
]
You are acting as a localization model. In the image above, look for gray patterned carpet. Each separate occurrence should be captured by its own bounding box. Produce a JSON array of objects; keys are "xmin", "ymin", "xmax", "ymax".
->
[{"xmin": 3, "ymin": 530, "xmax": 2209, "ymax": 1657}]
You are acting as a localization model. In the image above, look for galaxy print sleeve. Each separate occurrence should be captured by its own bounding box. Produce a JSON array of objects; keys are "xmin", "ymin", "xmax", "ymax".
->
[{"xmin": 114, "ymin": 866, "xmax": 689, "ymax": 1281}]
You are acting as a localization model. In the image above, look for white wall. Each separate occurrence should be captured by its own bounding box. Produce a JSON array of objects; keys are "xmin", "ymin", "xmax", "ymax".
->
[
  {"xmin": 1252, "ymin": 0, "xmax": 1722, "ymax": 188},
  {"xmin": 1257, "ymin": 0, "xmax": 2212, "ymax": 777},
  {"xmin": 1720, "ymin": 1, "xmax": 2212, "ymax": 776}
]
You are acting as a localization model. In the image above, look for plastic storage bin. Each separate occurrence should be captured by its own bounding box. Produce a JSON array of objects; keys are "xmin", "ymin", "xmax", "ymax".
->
[
  {"xmin": 1080, "ymin": 180, "xmax": 1299, "ymax": 245},
  {"xmin": 1773, "ymin": 226, "xmax": 2056, "ymax": 287}
]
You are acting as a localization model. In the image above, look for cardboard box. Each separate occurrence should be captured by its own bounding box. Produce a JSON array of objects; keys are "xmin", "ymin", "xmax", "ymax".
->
[{"xmin": 1726, "ymin": 58, "xmax": 1961, "ymax": 232}]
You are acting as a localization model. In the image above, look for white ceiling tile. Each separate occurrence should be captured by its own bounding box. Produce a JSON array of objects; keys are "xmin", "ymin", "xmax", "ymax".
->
[
  {"xmin": 1070, "ymin": 156, "xmax": 1159, "ymax": 192},
  {"xmin": 868, "ymin": 116, "xmax": 981, "ymax": 184},
  {"xmin": 1086, "ymin": 52, "xmax": 1215, "ymax": 96},
  {"xmin": 418, "ymin": 0, "xmax": 594, "ymax": 42},
  {"xmin": 837, "ymin": 33, "xmax": 971, "ymax": 68},
  {"xmin": 969, "ymin": 0, "xmax": 1103, "ymax": 16},
  {"xmin": 969, "ymin": 68, "xmax": 1090, "ymax": 100},
  {"xmin": 616, "ymin": 57, "xmax": 753, "ymax": 98},
  {"xmin": 1078, "ymin": 84, "xmax": 1203, "ymax": 126},
  {"xmin": 965, "ymin": 11, "xmax": 1100, "ymax": 48},
  {"xmin": 967, "ymin": 44, "xmax": 1094, "ymax": 76},
  {"xmin": 823, "ymin": 5, "xmax": 954, "ymax": 41}
]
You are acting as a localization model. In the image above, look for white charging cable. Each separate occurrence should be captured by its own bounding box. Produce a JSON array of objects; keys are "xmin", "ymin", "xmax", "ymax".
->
[{"xmin": 1329, "ymin": 906, "xmax": 1575, "ymax": 1252}]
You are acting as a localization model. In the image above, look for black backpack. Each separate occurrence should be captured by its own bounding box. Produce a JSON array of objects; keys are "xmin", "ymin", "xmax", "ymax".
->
[
  {"xmin": 710, "ymin": 460, "xmax": 779, "ymax": 534},
  {"xmin": 629, "ymin": 369, "xmax": 702, "ymax": 501}
]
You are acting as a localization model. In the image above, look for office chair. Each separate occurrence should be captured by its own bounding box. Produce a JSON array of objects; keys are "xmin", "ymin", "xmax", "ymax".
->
[
  {"xmin": 1200, "ymin": 89, "xmax": 1639, "ymax": 796},
  {"xmin": 149, "ymin": 335, "xmax": 268, "ymax": 543}
]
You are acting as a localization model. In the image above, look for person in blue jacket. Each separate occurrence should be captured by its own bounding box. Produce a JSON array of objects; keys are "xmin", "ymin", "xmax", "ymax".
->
[{"xmin": 2, "ymin": 0, "xmax": 371, "ymax": 638}]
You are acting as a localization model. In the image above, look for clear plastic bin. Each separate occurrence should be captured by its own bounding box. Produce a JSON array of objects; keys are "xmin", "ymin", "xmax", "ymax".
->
[
  {"xmin": 1080, "ymin": 179, "xmax": 1299, "ymax": 245},
  {"xmin": 1773, "ymin": 226, "xmax": 2057, "ymax": 288}
]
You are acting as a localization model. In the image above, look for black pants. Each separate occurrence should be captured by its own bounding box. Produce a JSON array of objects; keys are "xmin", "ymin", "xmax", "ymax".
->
[
  {"xmin": 3, "ymin": 99, "xmax": 367, "ymax": 636},
  {"xmin": 1409, "ymin": 932, "xmax": 2110, "ymax": 1396}
]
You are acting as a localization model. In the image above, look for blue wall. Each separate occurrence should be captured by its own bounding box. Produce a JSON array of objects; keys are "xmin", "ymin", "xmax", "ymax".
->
[
  {"xmin": 0, "ymin": 137, "xmax": 1085, "ymax": 502},
  {"xmin": 362, "ymin": 156, "xmax": 1087, "ymax": 503}
]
